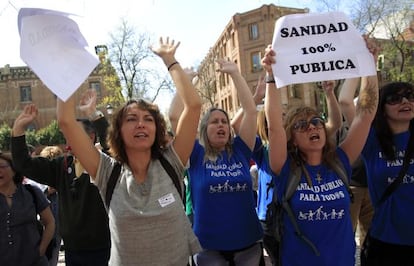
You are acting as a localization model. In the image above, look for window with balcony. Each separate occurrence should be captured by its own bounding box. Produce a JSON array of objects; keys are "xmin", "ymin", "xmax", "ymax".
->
[
  {"xmin": 249, "ymin": 23, "xmax": 259, "ymax": 40},
  {"xmin": 20, "ymin": 85, "xmax": 32, "ymax": 102}
]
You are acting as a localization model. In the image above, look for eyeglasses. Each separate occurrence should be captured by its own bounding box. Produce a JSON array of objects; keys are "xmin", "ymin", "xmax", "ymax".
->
[
  {"xmin": 0, "ymin": 164, "xmax": 10, "ymax": 169},
  {"xmin": 293, "ymin": 117, "xmax": 325, "ymax": 132},
  {"xmin": 385, "ymin": 92, "xmax": 414, "ymax": 105}
]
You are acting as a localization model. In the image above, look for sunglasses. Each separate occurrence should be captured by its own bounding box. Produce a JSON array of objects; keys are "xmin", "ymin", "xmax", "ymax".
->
[
  {"xmin": 385, "ymin": 92, "xmax": 414, "ymax": 105},
  {"xmin": 293, "ymin": 117, "xmax": 325, "ymax": 132}
]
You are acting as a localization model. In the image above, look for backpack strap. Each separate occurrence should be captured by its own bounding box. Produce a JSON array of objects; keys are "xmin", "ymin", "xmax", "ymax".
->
[
  {"xmin": 105, "ymin": 163, "xmax": 122, "ymax": 209},
  {"xmin": 331, "ymin": 156, "xmax": 354, "ymax": 203},
  {"xmin": 282, "ymin": 160, "xmax": 320, "ymax": 256},
  {"xmin": 159, "ymin": 154, "xmax": 185, "ymax": 202},
  {"xmin": 105, "ymin": 154, "xmax": 185, "ymax": 209}
]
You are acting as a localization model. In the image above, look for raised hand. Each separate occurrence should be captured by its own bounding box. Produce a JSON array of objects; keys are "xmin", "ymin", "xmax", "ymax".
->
[
  {"xmin": 261, "ymin": 44, "xmax": 276, "ymax": 74},
  {"xmin": 363, "ymin": 34, "xmax": 380, "ymax": 62},
  {"xmin": 79, "ymin": 89, "xmax": 97, "ymax": 117},
  {"xmin": 183, "ymin": 67, "xmax": 198, "ymax": 83},
  {"xmin": 150, "ymin": 37, "xmax": 180, "ymax": 64},
  {"xmin": 216, "ymin": 59, "xmax": 238, "ymax": 74},
  {"xmin": 321, "ymin": 80, "xmax": 336, "ymax": 94},
  {"xmin": 12, "ymin": 104, "xmax": 38, "ymax": 136}
]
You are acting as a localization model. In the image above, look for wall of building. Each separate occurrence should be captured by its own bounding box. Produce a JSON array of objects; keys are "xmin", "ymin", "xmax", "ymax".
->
[
  {"xmin": 196, "ymin": 4, "xmax": 323, "ymax": 118},
  {"xmin": 0, "ymin": 64, "xmax": 109, "ymax": 129}
]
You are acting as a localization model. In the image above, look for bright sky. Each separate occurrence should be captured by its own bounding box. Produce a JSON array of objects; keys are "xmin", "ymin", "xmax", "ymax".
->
[
  {"xmin": 0, "ymin": 0, "xmax": 318, "ymax": 67},
  {"xmin": 0, "ymin": 0, "xmax": 317, "ymax": 110}
]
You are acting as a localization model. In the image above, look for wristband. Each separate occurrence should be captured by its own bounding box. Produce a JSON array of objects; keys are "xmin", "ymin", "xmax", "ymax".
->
[
  {"xmin": 167, "ymin": 61, "xmax": 179, "ymax": 71},
  {"xmin": 89, "ymin": 110, "xmax": 104, "ymax": 121},
  {"xmin": 265, "ymin": 74, "xmax": 275, "ymax": 84}
]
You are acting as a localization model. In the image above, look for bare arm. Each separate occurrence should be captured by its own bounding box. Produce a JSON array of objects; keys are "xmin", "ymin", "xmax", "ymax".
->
[
  {"xmin": 338, "ymin": 77, "xmax": 360, "ymax": 125},
  {"xmin": 340, "ymin": 35, "xmax": 380, "ymax": 164},
  {"xmin": 12, "ymin": 104, "xmax": 38, "ymax": 137},
  {"xmin": 263, "ymin": 46, "xmax": 287, "ymax": 174},
  {"xmin": 152, "ymin": 38, "xmax": 201, "ymax": 164},
  {"xmin": 217, "ymin": 59, "xmax": 256, "ymax": 150},
  {"xmin": 231, "ymin": 75, "xmax": 265, "ymax": 135},
  {"xmin": 168, "ymin": 68, "xmax": 197, "ymax": 134},
  {"xmin": 38, "ymin": 207, "xmax": 55, "ymax": 256},
  {"xmin": 57, "ymin": 94, "xmax": 101, "ymax": 178},
  {"xmin": 321, "ymin": 81, "xmax": 342, "ymax": 136}
]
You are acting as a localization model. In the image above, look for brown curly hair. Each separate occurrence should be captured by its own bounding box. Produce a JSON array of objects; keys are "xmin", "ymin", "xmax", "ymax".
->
[{"xmin": 107, "ymin": 99, "xmax": 168, "ymax": 164}]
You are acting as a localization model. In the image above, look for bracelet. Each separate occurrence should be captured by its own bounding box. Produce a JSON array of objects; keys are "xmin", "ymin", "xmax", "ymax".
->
[
  {"xmin": 265, "ymin": 74, "xmax": 275, "ymax": 84},
  {"xmin": 167, "ymin": 61, "xmax": 179, "ymax": 71}
]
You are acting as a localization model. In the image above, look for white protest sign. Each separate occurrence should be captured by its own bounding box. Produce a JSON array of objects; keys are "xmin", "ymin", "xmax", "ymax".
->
[
  {"xmin": 272, "ymin": 12, "xmax": 376, "ymax": 88},
  {"xmin": 18, "ymin": 8, "xmax": 99, "ymax": 101}
]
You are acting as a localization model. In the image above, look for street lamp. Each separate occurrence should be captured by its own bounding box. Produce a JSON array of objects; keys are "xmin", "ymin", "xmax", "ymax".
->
[{"xmin": 106, "ymin": 104, "xmax": 114, "ymax": 116}]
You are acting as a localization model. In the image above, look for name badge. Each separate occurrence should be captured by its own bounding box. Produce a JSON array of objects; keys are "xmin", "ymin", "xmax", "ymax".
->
[{"xmin": 158, "ymin": 193, "xmax": 175, "ymax": 207}]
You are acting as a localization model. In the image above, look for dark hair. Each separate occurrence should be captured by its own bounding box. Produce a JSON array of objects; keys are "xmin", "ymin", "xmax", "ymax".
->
[
  {"xmin": 76, "ymin": 118, "xmax": 97, "ymax": 143},
  {"xmin": 76, "ymin": 118, "xmax": 96, "ymax": 134},
  {"xmin": 374, "ymin": 81, "xmax": 414, "ymax": 160},
  {"xmin": 0, "ymin": 153, "xmax": 24, "ymax": 184},
  {"xmin": 27, "ymin": 144, "xmax": 36, "ymax": 155},
  {"xmin": 167, "ymin": 131, "xmax": 174, "ymax": 138},
  {"xmin": 107, "ymin": 99, "xmax": 168, "ymax": 164}
]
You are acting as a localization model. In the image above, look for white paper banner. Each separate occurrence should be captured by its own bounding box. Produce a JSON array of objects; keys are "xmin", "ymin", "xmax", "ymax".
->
[
  {"xmin": 272, "ymin": 11, "xmax": 376, "ymax": 88},
  {"xmin": 18, "ymin": 8, "xmax": 99, "ymax": 101}
]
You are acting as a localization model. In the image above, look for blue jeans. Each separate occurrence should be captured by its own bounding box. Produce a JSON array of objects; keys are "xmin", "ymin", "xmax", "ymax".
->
[
  {"xmin": 194, "ymin": 242, "xmax": 262, "ymax": 266},
  {"xmin": 65, "ymin": 247, "xmax": 110, "ymax": 266}
]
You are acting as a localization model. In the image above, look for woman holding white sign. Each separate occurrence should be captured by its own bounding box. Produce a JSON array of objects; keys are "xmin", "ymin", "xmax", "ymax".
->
[{"xmin": 261, "ymin": 35, "xmax": 379, "ymax": 266}]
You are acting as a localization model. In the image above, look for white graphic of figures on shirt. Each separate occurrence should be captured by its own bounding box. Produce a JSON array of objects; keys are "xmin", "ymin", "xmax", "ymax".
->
[
  {"xmin": 298, "ymin": 206, "xmax": 345, "ymax": 221},
  {"xmin": 209, "ymin": 180, "xmax": 248, "ymax": 193}
]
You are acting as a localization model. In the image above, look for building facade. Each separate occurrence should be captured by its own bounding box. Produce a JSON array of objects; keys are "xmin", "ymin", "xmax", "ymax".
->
[
  {"xmin": 196, "ymin": 4, "xmax": 413, "ymax": 119},
  {"xmin": 195, "ymin": 4, "xmax": 327, "ymax": 118},
  {"xmin": 0, "ymin": 63, "xmax": 109, "ymax": 129}
]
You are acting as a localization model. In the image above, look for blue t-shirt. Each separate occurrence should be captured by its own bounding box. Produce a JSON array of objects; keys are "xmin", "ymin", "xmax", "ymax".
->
[
  {"xmin": 251, "ymin": 137, "xmax": 274, "ymax": 221},
  {"xmin": 189, "ymin": 136, "xmax": 263, "ymax": 250},
  {"xmin": 275, "ymin": 148, "xmax": 355, "ymax": 266},
  {"xmin": 362, "ymin": 128, "xmax": 414, "ymax": 245}
]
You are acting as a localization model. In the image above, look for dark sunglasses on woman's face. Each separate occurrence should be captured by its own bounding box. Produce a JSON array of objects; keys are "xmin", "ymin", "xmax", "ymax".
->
[
  {"xmin": 293, "ymin": 117, "xmax": 325, "ymax": 132},
  {"xmin": 385, "ymin": 91, "xmax": 414, "ymax": 105}
]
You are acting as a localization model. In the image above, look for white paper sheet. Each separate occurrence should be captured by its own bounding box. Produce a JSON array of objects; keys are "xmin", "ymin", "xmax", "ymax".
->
[
  {"xmin": 18, "ymin": 8, "xmax": 99, "ymax": 101},
  {"xmin": 272, "ymin": 12, "xmax": 377, "ymax": 88}
]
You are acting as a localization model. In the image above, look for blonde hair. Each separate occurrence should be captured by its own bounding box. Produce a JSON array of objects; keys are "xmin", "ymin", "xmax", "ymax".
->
[
  {"xmin": 199, "ymin": 108, "xmax": 233, "ymax": 163},
  {"xmin": 39, "ymin": 146, "xmax": 64, "ymax": 160}
]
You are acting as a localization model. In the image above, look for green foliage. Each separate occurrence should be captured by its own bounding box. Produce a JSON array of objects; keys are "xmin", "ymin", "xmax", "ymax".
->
[
  {"xmin": 0, "ymin": 123, "xmax": 11, "ymax": 151},
  {"xmin": 25, "ymin": 129, "xmax": 38, "ymax": 147},
  {"xmin": 97, "ymin": 60, "xmax": 126, "ymax": 111},
  {"xmin": 35, "ymin": 120, "xmax": 66, "ymax": 146},
  {"xmin": 382, "ymin": 41, "xmax": 414, "ymax": 82},
  {"xmin": 0, "ymin": 120, "xmax": 65, "ymax": 152}
]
